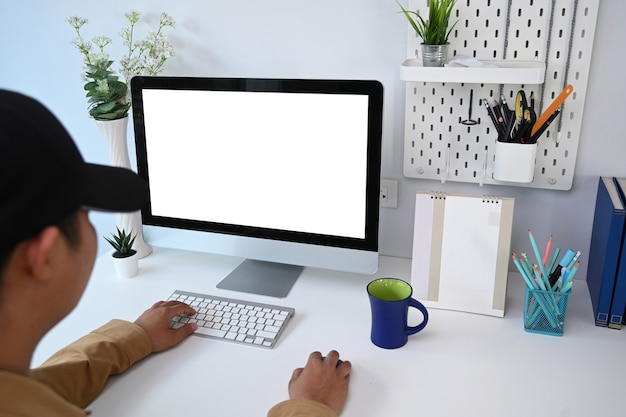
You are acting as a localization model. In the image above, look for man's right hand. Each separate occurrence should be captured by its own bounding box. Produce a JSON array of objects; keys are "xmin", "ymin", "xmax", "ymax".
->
[{"xmin": 287, "ymin": 350, "xmax": 351, "ymax": 415}]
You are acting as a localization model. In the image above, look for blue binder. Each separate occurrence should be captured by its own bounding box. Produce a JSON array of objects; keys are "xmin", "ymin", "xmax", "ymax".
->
[
  {"xmin": 609, "ymin": 178, "xmax": 626, "ymax": 329},
  {"xmin": 587, "ymin": 177, "xmax": 626, "ymax": 327}
]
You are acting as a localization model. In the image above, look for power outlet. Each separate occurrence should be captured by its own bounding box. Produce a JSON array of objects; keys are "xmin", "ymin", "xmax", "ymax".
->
[{"xmin": 380, "ymin": 178, "xmax": 398, "ymax": 208}]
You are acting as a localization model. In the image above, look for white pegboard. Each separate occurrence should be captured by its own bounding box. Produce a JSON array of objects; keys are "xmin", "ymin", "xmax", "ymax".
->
[{"xmin": 401, "ymin": 0, "xmax": 600, "ymax": 190}]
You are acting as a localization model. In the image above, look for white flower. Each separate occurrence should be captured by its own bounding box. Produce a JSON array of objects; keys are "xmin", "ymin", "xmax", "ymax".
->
[
  {"xmin": 69, "ymin": 11, "xmax": 175, "ymax": 84},
  {"xmin": 68, "ymin": 11, "xmax": 176, "ymax": 119}
]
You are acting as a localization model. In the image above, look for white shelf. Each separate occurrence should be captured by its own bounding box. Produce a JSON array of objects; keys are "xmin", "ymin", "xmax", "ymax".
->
[{"xmin": 400, "ymin": 59, "xmax": 546, "ymax": 84}]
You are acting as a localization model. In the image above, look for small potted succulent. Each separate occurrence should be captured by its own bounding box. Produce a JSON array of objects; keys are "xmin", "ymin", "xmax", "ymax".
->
[
  {"xmin": 105, "ymin": 227, "xmax": 138, "ymax": 278},
  {"xmin": 397, "ymin": 0, "xmax": 459, "ymax": 67}
]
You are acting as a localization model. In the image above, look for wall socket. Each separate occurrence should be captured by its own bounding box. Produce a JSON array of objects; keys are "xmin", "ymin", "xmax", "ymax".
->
[{"xmin": 380, "ymin": 178, "xmax": 398, "ymax": 208}]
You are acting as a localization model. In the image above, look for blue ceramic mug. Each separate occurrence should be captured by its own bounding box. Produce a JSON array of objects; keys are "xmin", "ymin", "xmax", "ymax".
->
[{"xmin": 367, "ymin": 278, "xmax": 429, "ymax": 349}]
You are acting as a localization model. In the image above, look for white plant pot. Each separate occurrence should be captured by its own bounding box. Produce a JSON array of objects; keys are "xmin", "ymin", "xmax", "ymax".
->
[{"xmin": 112, "ymin": 252, "xmax": 139, "ymax": 278}]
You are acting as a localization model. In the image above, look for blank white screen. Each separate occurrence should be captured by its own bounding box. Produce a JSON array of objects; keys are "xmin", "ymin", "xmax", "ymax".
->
[{"xmin": 142, "ymin": 89, "xmax": 369, "ymax": 239}]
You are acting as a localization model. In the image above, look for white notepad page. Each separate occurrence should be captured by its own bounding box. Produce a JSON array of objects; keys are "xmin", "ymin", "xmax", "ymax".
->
[{"xmin": 411, "ymin": 193, "xmax": 514, "ymax": 317}]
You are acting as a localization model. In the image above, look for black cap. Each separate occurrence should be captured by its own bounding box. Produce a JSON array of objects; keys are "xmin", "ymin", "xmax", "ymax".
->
[{"xmin": 0, "ymin": 90, "xmax": 148, "ymax": 251}]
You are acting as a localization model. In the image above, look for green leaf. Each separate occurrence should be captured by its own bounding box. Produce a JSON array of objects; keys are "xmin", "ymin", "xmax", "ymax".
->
[
  {"xmin": 397, "ymin": 0, "xmax": 458, "ymax": 45},
  {"xmin": 104, "ymin": 227, "xmax": 136, "ymax": 254}
]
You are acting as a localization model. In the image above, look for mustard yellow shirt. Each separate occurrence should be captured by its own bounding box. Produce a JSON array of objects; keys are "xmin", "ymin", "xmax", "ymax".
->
[{"xmin": 0, "ymin": 320, "xmax": 336, "ymax": 417}]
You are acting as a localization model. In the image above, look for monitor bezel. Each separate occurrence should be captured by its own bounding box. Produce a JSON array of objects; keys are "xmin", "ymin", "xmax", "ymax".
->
[{"xmin": 131, "ymin": 76, "xmax": 383, "ymax": 256}]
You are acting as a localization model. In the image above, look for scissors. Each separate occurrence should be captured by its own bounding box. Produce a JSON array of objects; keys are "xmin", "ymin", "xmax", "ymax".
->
[
  {"xmin": 514, "ymin": 91, "xmax": 528, "ymax": 133},
  {"xmin": 513, "ymin": 90, "xmax": 537, "ymax": 143}
]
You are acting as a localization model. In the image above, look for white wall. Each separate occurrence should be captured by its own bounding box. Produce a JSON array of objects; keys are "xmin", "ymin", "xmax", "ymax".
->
[{"xmin": 1, "ymin": 0, "xmax": 624, "ymax": 279}]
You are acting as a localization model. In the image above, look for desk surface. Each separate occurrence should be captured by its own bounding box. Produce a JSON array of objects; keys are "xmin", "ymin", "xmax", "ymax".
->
[{"xmin": 34, "ymin": 247, "xmax": 626, "ymax": 417}]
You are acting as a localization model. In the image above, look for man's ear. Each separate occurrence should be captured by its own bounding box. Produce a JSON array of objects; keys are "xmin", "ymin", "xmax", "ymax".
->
[{"xmin": 24, "ymin": 226, "xmax": 62, "ymax": 283}]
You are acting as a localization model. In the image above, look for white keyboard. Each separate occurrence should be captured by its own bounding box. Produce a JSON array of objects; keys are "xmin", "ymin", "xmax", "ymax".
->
[{"xmin": 167, "ymin": 290, "xmax": 295, "ymax": 349}]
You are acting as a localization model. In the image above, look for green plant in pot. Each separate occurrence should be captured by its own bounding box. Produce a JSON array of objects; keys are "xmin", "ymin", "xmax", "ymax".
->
[
  {"xmin": 105, "ymin": 227, "xmax": 139, "ymax": 278},
  {"xmin": 397, "ymin": 0, "xmax": 459, "ymax": 67}
]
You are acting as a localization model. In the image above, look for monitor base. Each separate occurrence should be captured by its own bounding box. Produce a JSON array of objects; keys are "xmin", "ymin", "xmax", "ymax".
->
[{"xmin": 216, "ymin": 259, "xmax": 303, "ymax": 298}]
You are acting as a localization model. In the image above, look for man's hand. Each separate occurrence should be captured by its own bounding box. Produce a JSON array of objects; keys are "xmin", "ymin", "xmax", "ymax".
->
[
  {"xmin": 134, "ymin": 300, "xmax": 197, "ymax": 352},
  {"xmin": 288, "ymin": 350, "xmax": 351, "ymax": 415}
]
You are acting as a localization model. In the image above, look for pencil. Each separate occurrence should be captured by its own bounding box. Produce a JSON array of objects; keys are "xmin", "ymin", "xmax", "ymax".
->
[
  {"xmin": 542, "ymin": 235, "xmax": 553, "ymax": 269},
  {"xmin": 530, "ymin": 109, "xmax": 560, "ymax": 143},
  {"xmin": 513, "ymin": 253, "xmax": 535, "ymax": 289},
  {"xmin": 529, "ymin": 230, "xmax": 548, "ymax": 280},
  {"xmin": 531, "ymin": 84, "xmax": 573, "ymax": 136}
]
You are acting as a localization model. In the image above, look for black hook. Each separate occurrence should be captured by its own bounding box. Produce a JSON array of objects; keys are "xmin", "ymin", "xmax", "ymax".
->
[{"xmin": 461, "ymin": 89, "xmax": 479, "ymax": 126}]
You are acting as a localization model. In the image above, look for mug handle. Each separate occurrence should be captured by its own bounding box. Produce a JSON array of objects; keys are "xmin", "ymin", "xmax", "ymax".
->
[{"xmin": 406, "ymin": 298, "xmax": 429, "ymax": 335}]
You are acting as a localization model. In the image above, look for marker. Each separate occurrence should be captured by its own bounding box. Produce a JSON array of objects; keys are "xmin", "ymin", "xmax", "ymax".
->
[
  {"xmin": 547, "ymin": 247, "xmax": 561, "ymax": 278},
  {"xmin": 567, "ymin": 251, "xmax": 582, "ymax": 269},
  {"xmin": 550, "ymin": 249, "xmax": 576, "ymax": 287}
]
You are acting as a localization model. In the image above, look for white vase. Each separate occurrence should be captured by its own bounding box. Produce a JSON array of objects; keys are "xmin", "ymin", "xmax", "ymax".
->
[
  {"xmin": 112, "ymin": 251, "xmax": 139, "ymax": 278},
  {"xmin": 96, "ymin": 117, "xmax": 152, "ymax": 258}
]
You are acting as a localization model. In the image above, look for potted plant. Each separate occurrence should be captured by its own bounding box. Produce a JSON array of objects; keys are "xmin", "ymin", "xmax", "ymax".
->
[
  {"xmin": 105, "ymin": 227, "xmax": 139, "ymax": 278},
  {"xmin": 397, "ymin": 0, "xmax": 459, "ymax": 67}
]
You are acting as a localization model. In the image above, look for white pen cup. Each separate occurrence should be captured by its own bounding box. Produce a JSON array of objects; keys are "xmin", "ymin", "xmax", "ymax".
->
[{"xmin": 493, "ymin": 140, "xmax": 537, "ymax": 183}]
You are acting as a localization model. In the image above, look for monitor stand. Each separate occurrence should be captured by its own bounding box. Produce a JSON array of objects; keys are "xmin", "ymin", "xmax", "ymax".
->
[{"xmin": 216, "ymin": 259, "xmax": 303, "ymax": 298}]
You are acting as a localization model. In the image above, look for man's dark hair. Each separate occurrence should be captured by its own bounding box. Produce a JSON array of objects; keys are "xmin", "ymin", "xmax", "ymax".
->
[
  {"xmin": 55, "ymin": 211, "xmax": 82, "ymax": 250},
  {"xmin": 0, "ymin": 211, "xmax": 81, "ymax": 280}
]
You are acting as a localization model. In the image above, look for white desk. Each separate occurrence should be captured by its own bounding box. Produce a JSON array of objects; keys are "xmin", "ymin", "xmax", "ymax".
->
[{"xmin": 34, "ymin": 247, "xmax": 626, "ymax": 417}]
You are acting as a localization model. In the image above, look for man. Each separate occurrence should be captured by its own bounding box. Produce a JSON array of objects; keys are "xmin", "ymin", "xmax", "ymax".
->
[{"xmin": 0, "ymin": 90, "xmax": 351, "ymax": 417}]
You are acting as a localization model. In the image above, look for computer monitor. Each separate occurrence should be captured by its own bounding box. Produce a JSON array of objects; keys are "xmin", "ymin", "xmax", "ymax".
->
[{"xmin": 130, "ymin": 76, "xmax": 383, "ymax": 297}]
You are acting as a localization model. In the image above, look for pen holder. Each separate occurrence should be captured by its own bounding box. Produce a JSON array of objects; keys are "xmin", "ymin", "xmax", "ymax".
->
[
  {"xmin": 493, "ymin": 141, "xmax": 537, "ymax": 183},
  {"xmin": 523, "ymin": 287, "xmax": 571, "ymax": 336}
]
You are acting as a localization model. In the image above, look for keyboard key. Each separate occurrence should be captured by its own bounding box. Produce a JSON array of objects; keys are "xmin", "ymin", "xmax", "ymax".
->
[{"xmin": 195, "ymin": 326, "xmax": 227, "ymax": 338}]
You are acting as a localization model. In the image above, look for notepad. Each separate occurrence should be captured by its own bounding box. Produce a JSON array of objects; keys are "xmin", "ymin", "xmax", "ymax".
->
[{"xmin": 411, "ymin": 192, "xmax": 515, "ymax": 317}]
